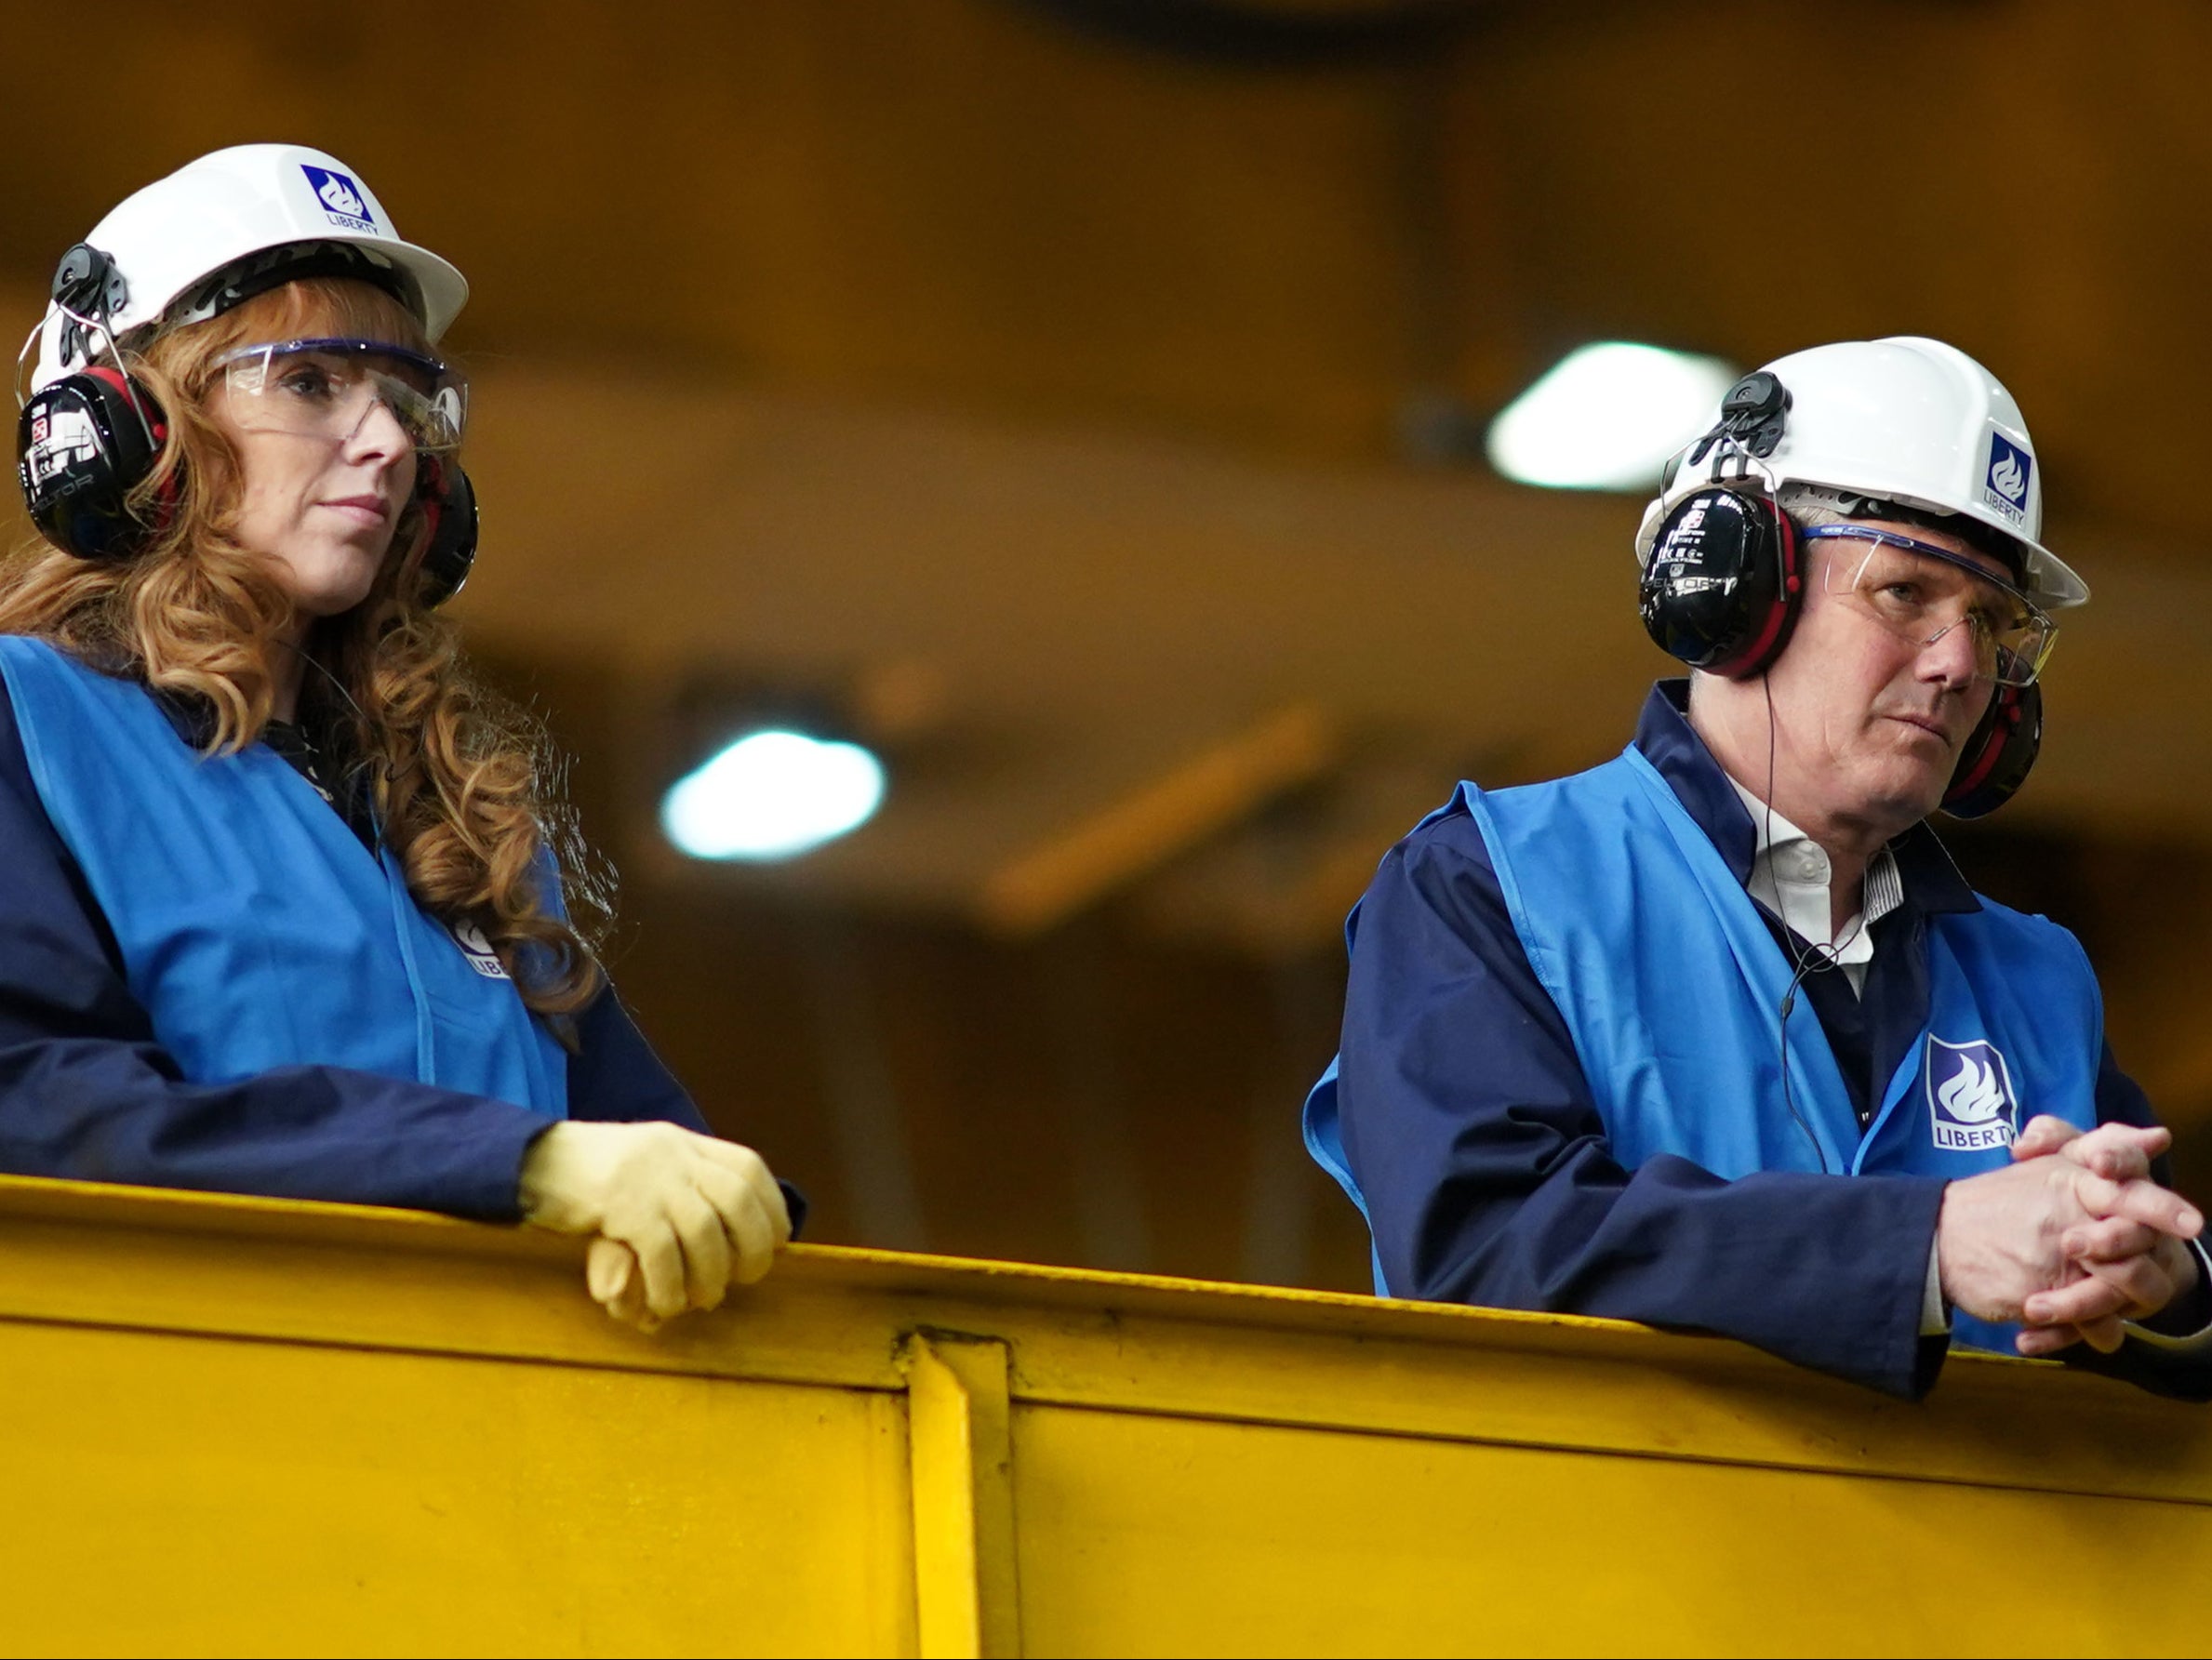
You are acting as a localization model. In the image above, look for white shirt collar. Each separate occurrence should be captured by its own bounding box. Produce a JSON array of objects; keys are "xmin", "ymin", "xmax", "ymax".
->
[{"xmin": 1725, "ymin": 777, "xmax": 1903, "ymax": 994}]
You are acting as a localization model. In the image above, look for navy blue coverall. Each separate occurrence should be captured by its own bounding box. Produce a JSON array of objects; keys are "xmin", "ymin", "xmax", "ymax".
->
[
  {"xmin": 0, "ymin": 671, "xmax": 793, "ymax": 1226},
  {"xmin": 1332, "ymin": 682, "xmax": 2210, "ymax": 1399}
]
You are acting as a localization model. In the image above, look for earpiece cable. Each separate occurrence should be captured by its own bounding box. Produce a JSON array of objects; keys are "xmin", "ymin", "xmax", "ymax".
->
[
  {"xmin": 277, "ymin": 638, "xmax": 390, "ymax": 849},
  {"xmin": 1762, "ymin": 673, "xmax": 1867, "ymax": 1177}
]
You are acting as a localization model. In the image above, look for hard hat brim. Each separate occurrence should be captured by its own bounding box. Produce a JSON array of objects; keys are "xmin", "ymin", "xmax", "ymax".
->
[
  {"xmin": 1642, "ymin": 467, "xmax": 2092, "ymax": 611},
  {"xmin": 358, "ymin": 234, "xmax": 468, "ymax": 343},
  {"xmin": 213, "ymin": 229, "xmax": 469, "ymax": 344},
  {"xmin": 2012, "ymin": 537, "xmax": 2090, "ymax": 610}
]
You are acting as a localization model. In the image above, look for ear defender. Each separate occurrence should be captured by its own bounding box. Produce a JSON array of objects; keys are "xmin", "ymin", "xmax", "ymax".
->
[
  {"xmin": 412, "ymin": 457, "xmax": 477, "ymax": 609},
  {"xmin": 1940, "ymin": 679, "xmax": 2041, "ymax": 819},
  {"xmin": 1640, "ymin": 371, "xmax": 1805, "ymax": 679},
  {"xmin": 17, "ymin": 366, "xmax": 169, "ymax": 560},
  {"xmin": 1638, "ymin": 485, "xmax": 1804, "ymax": 678}
]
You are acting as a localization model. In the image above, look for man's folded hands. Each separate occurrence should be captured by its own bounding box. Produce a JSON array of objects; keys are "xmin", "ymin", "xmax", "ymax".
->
[{"xmin": 1938, "ymin": 1118, "xmax": 2203, "ymax": 1356}]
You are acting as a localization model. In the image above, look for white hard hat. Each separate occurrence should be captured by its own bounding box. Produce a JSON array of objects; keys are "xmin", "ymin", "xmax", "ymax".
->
[
  {"xmin": 1635, "ymin": 336, "xmax": 2087, "ymax": 609},
  {"xmin": 30, "ymin": 143, "xmax": 467, "ymax": 392}
]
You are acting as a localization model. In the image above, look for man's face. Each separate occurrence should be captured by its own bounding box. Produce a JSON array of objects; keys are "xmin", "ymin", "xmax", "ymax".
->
[{"xmin": 1763, "ymin": 520, "xmax": 2017, "ymax": 830}]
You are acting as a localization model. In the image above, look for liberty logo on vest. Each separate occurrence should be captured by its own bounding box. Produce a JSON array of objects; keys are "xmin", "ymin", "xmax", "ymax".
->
[
  {"xmin": 1927, "ymin": 1036, "xmax": 2019, "ymax": 1151},
  {"xmin": 450, "ymin": 923, "xmax": 511, "ymax": 980}
]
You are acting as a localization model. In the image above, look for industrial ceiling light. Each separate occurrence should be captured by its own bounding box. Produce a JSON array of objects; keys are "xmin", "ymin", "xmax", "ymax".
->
[
  {"xmin": 660, "ymin": 728, "xmax": 887, "ymax": 862},
  {"xmin": 1486, "ymin": 342, "xmax": 1738, "ymax": 493}
]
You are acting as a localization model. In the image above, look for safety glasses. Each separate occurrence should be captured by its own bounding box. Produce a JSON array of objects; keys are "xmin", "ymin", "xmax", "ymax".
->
[
  {"xmin": 215, "ymin": 337, "xmax": 466, "ymax": 454},
  {"xmin": 1806, "ymin": 525, "xmax": 2056, "ymax": 687}
]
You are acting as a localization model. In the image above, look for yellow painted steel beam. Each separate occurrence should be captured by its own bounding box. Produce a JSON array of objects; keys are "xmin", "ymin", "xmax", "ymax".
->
[
  {"xmin": 3, "ymin": 1174, "xmax": 2211, "ymax": 1656},
  {"xmin": 906, "ymin": 1333, "xmax": 1021, "ymax": 1657}
]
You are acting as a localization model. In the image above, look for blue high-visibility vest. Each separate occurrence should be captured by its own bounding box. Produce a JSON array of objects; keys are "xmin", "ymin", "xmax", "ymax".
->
[
  {"xmin": 1307, "ymin": 746, "xmax": 2100, "ymax": 1353},
  {"xmin": 0, "ymin": 635, "xmax": 566, "ymax": 1117}
]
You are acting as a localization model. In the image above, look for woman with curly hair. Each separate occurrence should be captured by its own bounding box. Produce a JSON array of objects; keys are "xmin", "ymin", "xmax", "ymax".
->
[{"xmin": 4, "ymin": 145, "xmax": 791, "ymax": 1330}]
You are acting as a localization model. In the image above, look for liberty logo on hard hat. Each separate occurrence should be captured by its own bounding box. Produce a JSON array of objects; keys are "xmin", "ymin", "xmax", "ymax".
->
[
  {"xmin": 1927, "ymin": 1036, "xmax": 2018, "ymax": 1151},
  {"xmin": 1982, "ymin": 432, "xmax": 2033, "ymax": 528},
  {"xmin": 300, "ymin": 165, "xmax": 377, "ymax": 234}
]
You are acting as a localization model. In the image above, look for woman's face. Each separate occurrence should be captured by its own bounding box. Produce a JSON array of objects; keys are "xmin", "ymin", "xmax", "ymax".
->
[{"xmin": 208, "ymin": 346, "xmax": 421, "ymax": 619}]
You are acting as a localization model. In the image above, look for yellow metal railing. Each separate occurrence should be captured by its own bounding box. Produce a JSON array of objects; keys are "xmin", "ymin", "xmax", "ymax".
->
[{"xmin": 1, "ymin": 1173, "xmax": 2207, "ymax": 1656}]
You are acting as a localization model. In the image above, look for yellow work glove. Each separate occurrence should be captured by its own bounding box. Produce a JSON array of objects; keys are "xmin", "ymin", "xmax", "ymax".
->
[{"xmin": 518, "ymin": 1120, "xmax": 792, "ymax": 1333}]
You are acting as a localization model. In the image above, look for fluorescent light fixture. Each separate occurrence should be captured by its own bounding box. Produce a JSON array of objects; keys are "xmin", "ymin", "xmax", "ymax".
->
[
  {"xmin": 661, "ymin": 728, "xmax": 886, "ymax": 862},
  {"xmin": 1486, "ymin": 342, "xmax": 1738, "ymax": 492}
]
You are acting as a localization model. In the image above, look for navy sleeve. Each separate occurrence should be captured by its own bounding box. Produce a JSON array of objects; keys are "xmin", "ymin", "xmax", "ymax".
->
[
  {"xmin": 566, "ymin": 977, "xmax": 808, "ymax": 1234},
  {"xmin": 2094, "ymin": 1040, "xmax": 2172, "ymax": 1175},
  {"xmin": 566, "ymin": 987, "xmax": 711, "ymax": 1131},
  {"xmin": 1336, "ymin": 808, "xmax": 1947, "ymax": 1399},
  {"xmin": 0, "ymin": 677, "xmax": 561, "ymax": 1221}
]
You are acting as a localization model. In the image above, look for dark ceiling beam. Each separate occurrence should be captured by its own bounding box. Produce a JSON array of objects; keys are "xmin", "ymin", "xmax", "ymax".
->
[{"xmin": 1010, "ymin": 0, "xmax": 1488, "ymax": 69}]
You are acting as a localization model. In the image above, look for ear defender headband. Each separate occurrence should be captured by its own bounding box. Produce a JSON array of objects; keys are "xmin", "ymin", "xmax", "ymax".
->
[
  {"xmin": 14, "ymin": 241, "xmax": 475, "ymax": 608},
  {"xmin": 1637, "ymin": 370, "xmax": 2041, "ymax": 817}
]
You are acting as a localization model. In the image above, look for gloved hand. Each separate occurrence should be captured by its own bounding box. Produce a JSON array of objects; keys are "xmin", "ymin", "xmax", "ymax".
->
[{"xmin": 519, "ymin": 1120, "xmax": 793, "ymax": 1333}]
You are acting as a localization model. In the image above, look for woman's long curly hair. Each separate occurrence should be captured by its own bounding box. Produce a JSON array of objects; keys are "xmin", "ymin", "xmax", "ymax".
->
[{"xmin": 0, "ymin": 276, "xmax": 610, "ymax": 1022}]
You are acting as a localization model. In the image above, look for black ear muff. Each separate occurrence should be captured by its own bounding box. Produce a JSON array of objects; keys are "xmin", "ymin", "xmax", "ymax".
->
[
  {"xmin": 1638, "ymin": 486, "xmax": 1803, "ymax": 678},
  {"xmin": 17, "ymin": 366, "xmax": 167, "ymax": 560},
  {"xmin": 1941, "ymin": 679, "xmax": 2041, "ymax": 819},
  {"xmin": 412, "ymin": 458, "xmax": 477, "ymax": 609}
]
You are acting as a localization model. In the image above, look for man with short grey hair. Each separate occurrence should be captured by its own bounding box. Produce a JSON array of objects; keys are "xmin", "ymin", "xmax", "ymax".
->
[{"xmin": 1305, "ymin": 339, "xmax": 2210, "ymax": 1399}]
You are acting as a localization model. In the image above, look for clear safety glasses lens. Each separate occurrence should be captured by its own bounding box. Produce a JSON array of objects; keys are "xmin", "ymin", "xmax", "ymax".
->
[
  {"xmin": 1811, "ymin": 527, "xmax": 2055, "ymax": 687},
  {"xmin": 217, "ymin": 338, "xmax": 466, "ymax": 454}
]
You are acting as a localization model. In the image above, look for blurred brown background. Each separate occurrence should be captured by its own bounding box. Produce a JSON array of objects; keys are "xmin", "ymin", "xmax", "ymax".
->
[{"xmin": 5, "ymin": 0, "xmax": 2211, "ymax": 1290}]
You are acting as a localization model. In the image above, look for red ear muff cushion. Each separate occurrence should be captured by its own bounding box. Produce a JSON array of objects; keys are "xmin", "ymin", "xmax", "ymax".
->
[
  {"xmin": 81, "ymin": 366, "xmax": 177, "ymax": 533},
  {"xmin": 1941, "ymin": 680, "xmax": 2043, "ymax": 820},
  {"xmin": 412, "ymin": 460, "xmax": 477, "ymax": 609},
  {"xmin": 1712, "ymin": 504, "xmax": 1799, "ymax": 677},
  {"xmin": 79, "ymin": 366, "xmax": 165, "ymax": 438},
  {"xmin": 1639, "ymin": 488, "xmax": 1801, "ymax": 678}
]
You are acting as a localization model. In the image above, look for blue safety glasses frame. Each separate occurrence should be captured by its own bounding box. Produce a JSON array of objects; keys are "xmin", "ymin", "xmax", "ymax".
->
[
  {"xmin": 214, "ymin": 337, "xmax": 467, "ymax": 454},
  {"xmin": 1802, "ymin": 523, "xmax": 2057, "ymax": 686}
]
